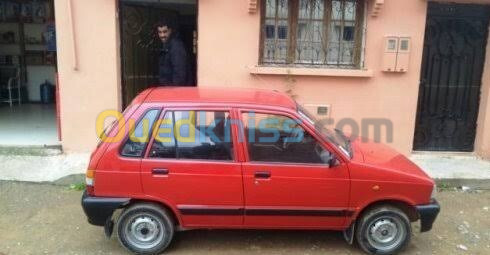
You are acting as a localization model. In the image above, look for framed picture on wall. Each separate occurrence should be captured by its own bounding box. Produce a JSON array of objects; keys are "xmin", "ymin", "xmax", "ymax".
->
[
  {"xmin": 21, "ymin": 2, "xmax": 33, "ymax": 23},
  {"xmin": 4, "ymin": 1, "xmax": 20, "ymax": 22},
  {"xmin": 33, "ymin": 0, "xmax": 46, "ymax": 23}
]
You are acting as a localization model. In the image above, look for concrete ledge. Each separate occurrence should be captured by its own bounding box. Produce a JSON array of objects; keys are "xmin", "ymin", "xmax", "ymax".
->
[
  {"xmin": 249, "ymin": 66, "xmax": 374, "ymax": 77},
  {"xmin": 0, "ymin": 153, "xmax": 89, "ymax": 182},
  {"xmin": 0, "ymin": 145, "xmax": 62, "ymax": 156},
  {"xmin": 52, "ymin": 173, "xmax": 85, "ymax": 186},
  {"xmin": 1, "ymin": 151, "xmax": 489, "ymax": 185},
  {"xmin": 410, "ymin": 153, "xmax": 490, "ymax": 179}
]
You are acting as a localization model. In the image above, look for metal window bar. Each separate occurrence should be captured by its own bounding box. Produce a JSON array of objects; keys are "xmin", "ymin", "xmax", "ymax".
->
[
  {"xmin": 261, "ymin": 0, "xmax": 290, "ymax": 64},
  {"xmin": 295, "ymin": 0, "xmax": 325, "ymax": 65},
  {"xmin": 328, "ymin": 0, "xmax": 357, "ymax": 67},
  {"xmin": 261, "ymin": 0, "xmax": 364, "ymax": 68}
]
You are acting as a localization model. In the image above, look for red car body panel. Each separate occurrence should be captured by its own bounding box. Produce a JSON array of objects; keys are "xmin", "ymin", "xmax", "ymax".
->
[
  {"xmin": 87, "ymin": 87, "xmax": 435, "ymax": 230},
  {"xmin": 140, "ymin": 158, "xmax": 244, "ymax": 227}
]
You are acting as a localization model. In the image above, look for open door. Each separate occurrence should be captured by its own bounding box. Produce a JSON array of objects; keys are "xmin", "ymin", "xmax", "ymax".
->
[{"xmin": 119, "ymin": 0, "xmax": 197, "ymax": 108}]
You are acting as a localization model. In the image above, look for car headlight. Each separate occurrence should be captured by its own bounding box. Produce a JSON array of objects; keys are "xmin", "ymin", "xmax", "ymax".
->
[{"xmin": 430, "ymin": 184, "xmax": 437, "ymax": 199}]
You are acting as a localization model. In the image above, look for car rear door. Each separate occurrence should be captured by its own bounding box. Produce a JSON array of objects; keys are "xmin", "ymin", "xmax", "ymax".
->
[
  {"xmin": 140, "ymin": 107, "xmax": 244, "ymax": 228},
  {"xmin": 239, "ymin": 109, "xmax": 351, "ymax": 229}
]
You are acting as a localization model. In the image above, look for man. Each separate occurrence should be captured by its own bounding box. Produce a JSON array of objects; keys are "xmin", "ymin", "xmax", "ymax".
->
[{"xmin": 156, "ymin": 19, "xmax": 188, "ymax": 86}]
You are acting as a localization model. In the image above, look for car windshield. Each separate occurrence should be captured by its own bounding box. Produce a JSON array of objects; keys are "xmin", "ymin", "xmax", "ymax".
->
[{"xmin": 297, "ymin": 105, "xmax": 352, "ymax": 158}]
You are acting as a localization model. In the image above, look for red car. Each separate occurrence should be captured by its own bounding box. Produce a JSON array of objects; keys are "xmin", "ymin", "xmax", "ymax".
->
[{"xmin": 82, "ymin": 87, "xmax": 439, "ymax": 255}]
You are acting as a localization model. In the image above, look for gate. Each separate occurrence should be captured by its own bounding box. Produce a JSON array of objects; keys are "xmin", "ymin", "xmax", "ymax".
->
[{"xmin": 413, "ymin": 3, "xmax": 490, "ymax": 151}]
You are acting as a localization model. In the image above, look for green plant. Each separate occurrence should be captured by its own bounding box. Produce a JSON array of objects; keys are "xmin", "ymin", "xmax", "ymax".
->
[
  {"xmin": 437, "ymin": 182, "xmax": 450, "ymax": 191},
  {"xmin": 284, "ymin": 69, "xmax": 298, "ymax": 99},
  {"xmin": 69, "ymin": 182, "xmax": 86, "ymax": 191}
]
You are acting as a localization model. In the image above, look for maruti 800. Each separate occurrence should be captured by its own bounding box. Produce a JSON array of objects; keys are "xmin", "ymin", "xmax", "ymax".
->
[{"xmin": 82, "ymin": 87, "xmax": 440, "ymax": 255}]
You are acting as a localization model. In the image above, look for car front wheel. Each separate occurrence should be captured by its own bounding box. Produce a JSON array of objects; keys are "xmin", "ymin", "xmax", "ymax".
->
[
  {"xmin": 117, "ymin": 203, "xmax": 174, "ymax": 255},
  {"xmin": 356, "ymin": 205, "xmax": 411, "ymax": 255}
]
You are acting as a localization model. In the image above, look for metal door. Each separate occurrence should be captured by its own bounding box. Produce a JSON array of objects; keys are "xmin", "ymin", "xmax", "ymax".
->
[{"xmin": 414, "ymin": 3, "xmax": 490, "ymax": 151}]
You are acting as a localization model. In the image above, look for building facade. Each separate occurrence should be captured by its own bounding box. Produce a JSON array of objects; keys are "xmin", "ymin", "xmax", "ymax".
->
[{"xmin": 52, "ymin": 0, "xmax": 490, "ymax": 159}]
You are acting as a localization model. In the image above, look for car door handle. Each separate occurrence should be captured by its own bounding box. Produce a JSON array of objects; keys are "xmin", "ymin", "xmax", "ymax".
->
[
  {"xmin": 152, "ymin": 168, "xmax": 169, "ymax": 175},
  {"xmin": 254, "ymin": 171, "xmax": 271, "ymax": 179}
]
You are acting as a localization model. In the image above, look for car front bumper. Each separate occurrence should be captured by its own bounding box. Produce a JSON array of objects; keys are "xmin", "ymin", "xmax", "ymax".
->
[
  {"xmin": 415, "ymin": 199, "xmax": 440, "ymax": 232},
  {"xmin": 81, "ymin": 190, "xmax": 130, "ymax": 226}
]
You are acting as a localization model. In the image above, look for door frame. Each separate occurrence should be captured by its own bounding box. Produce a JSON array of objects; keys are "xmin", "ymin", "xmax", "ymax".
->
[{"xmin": 117, "ymin": 0, "xmax": 199, "ymax": 109}]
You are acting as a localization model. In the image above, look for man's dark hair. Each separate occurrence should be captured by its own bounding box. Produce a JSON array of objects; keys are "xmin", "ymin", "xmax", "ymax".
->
[{"xmin": 155, "ymin": 18, "xmax": 174, "ymax": 30}]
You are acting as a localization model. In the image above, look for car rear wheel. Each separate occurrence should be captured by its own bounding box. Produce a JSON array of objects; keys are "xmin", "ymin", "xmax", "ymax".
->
[
  {"xmin": 356, "ymin": 205, "xmax": 411, "ymax": 255},
  {"xmin": 117, "ymin": 203, "xmax": 174, "ymax": 255}
]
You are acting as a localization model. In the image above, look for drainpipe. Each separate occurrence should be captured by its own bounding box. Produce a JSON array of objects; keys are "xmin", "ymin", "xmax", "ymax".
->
[{"xmin": 67, "ymin": 0, "xmax": 78, "ymax": 71}]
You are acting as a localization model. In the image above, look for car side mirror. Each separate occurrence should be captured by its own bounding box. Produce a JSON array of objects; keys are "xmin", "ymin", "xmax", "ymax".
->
[{"xmin": 320, "ymin": 151, "xmax": 340, "ymax": 168}]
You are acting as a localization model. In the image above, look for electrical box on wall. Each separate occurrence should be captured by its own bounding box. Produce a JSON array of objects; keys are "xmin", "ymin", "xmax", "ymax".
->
[
  {"xmin": 302, "ymin": 104, "xmax": 331, "ymax": 119},
  {"xmin": 382, "ymin": 36, "xmax": 411, "ymax": 73},
  {"xmin": 396, "ymin": 37, "xmax": 410, "ymax": 72},
  {"xmin": 382, "ymin": 36, "xmax": 398, "ymax": 72}
]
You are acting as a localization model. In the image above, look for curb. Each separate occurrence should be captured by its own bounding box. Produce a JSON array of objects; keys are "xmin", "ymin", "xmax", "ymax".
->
[
  {"xmin": 0, "ymin": 145, "xmax": 63, "ymax": 156},
  {"xmin": 435, "ymin": 178, "xmax": 490, "ymax": 190},
  {"xmin": 2, "ymin": 175, "xmax": 489, "ymax": 190}
]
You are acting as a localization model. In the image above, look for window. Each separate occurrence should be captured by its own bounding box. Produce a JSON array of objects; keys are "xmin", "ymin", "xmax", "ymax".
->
[
  {"xmin": 242, "ymin": 112, "xmax": 333, "ymax": 164},
  {"xmin": 149, "ymin": 111, "xmax": 234, "ymax": 160},
  {"xmin": 121, "ymin": 109, "xmax": 160, "ymax": 157},
  {"xmin": 260, "ymin": 0, "xmax": 365, "ymax": 68}
]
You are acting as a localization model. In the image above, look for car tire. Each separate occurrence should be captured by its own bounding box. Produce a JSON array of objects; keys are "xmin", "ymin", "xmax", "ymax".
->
[
  {"xmin": 355, "ymin": 205, "xmax": 411, "ymax": 255},
  {"xmin": 117, "ymin": 203, "xmax": 174, "ymax": 255}
]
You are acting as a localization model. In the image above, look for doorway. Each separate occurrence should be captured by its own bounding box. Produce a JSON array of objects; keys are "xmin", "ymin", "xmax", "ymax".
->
[
  {"xmin": 413, "ymin": 2, "xmax": 490, "ymax": 151},
  {"xmin": 0, "ymin": 0, "xmax": 58, "ymax": 146},
  {"xmin": 119, "ymin": 0, "xmax": 197, "ymax": 108}
]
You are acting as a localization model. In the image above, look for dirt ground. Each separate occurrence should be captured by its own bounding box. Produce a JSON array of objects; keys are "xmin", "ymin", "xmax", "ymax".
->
[{"xmin": 0, "ymin": 181, "xmax": 489, "ymax": 255}]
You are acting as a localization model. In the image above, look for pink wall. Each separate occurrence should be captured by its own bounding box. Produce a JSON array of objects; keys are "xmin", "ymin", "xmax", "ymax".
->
[
  {"xmin": 475, "ymin": 23, "xmax": 490, "ymax": 159},
  {"xmin": 52, "ymin": 0, "xmax": 490, "ymax": 157},
  {"xmin": 55, "ymin": 0, "xmax": 121, "ymax": 153},
  {"xmin": 198, "ymin": 0, "xmax": 428, "ymax": 155}
]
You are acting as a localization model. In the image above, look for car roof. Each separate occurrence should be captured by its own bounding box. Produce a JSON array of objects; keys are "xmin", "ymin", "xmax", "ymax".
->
[{"xmin": 142, "ymin": 87, "xmax": 298, "ymax": 110}]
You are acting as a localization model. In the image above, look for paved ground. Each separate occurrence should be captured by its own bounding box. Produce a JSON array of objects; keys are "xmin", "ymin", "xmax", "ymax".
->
[
  {"xmin": 410, "ymin": 153, "xmax": 490, "ymax": 180},
  {"xmin": 0, "ymin": 181, "xmax": 489, "ymax": 255}
]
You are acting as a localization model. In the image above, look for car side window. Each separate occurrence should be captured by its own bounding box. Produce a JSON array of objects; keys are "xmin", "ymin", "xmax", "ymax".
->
[
  {"xmin": 242, "ymin": 112, "xmax": 332, "ymax": 164},
  {"xmin": 121, "ymin": 109, "xmax": 160, "ymax": 157},
  {"xmin": 149, "ymin": 110, "xmax": 233, "ymax": 160}
]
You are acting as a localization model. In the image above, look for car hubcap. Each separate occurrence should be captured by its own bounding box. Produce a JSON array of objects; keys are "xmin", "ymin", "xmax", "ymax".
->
[
  {"xmin": 125, "ymin": 214, "xmax": 164, "ymax": 249},
  {"xmin": 367, "ymin": 216, "xmax": 405, "ymax": 251}
]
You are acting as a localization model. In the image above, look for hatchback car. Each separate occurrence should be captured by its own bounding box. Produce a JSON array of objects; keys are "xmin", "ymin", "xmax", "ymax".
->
[{"xmin": 82, "ymin": 87, "xmax": 439, "ymax": 255}]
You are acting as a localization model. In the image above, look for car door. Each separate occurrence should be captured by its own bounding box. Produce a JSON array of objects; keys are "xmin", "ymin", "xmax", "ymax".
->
[
  {"xmin": 140, "ymin": 108, "xmax": 244, "ymax": 228},
  {"xmin": 239, "ymin": 110, "xmax": 351, "ymax": 228}
]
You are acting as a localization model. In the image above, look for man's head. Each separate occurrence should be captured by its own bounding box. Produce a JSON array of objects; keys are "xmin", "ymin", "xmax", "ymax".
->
[{"xmin": 156, "ymin": 19, "xmax": 173, "ymax": 43}]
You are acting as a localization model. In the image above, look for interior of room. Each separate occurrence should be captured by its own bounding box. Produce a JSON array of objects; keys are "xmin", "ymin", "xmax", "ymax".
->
[{"xmin": 0, "ymin": 0, "xmax": 58, "ymax": 146}]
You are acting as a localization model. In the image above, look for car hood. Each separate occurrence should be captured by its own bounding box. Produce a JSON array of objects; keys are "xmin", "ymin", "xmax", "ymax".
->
[{"xmin": 351, "ymin": 138, "xmax": 431, "ymax": 180}]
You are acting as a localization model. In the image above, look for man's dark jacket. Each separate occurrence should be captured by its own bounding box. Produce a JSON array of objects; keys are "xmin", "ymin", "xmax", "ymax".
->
[{"xmin": 158, "ymin": 36, "xmax": 188, "ymax": 85}]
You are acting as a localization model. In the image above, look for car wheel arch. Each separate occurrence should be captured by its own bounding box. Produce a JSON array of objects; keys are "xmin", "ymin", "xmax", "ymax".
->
[
  {"xmin": 123, "ymin": 198, "xmax": 182, "ymax": 227},
  {"xmin": 354, "ymin": 199, "xmax": 419, "ymax": 223}
]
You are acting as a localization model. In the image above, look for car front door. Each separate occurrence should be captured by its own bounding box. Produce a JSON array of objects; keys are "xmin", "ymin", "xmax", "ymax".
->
[
  {"xmin": 140, "ymin": 108, "xmax": 244, "ymax": 228},
  {"xmin": 239, "ymin": 110, "xmax": 351, "ymax": 228}
]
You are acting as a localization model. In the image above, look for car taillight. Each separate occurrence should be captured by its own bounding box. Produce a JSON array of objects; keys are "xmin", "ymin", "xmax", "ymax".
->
[{"xmin": 86, "ymin": 169, "xmax": 95, "ymax": 195}]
